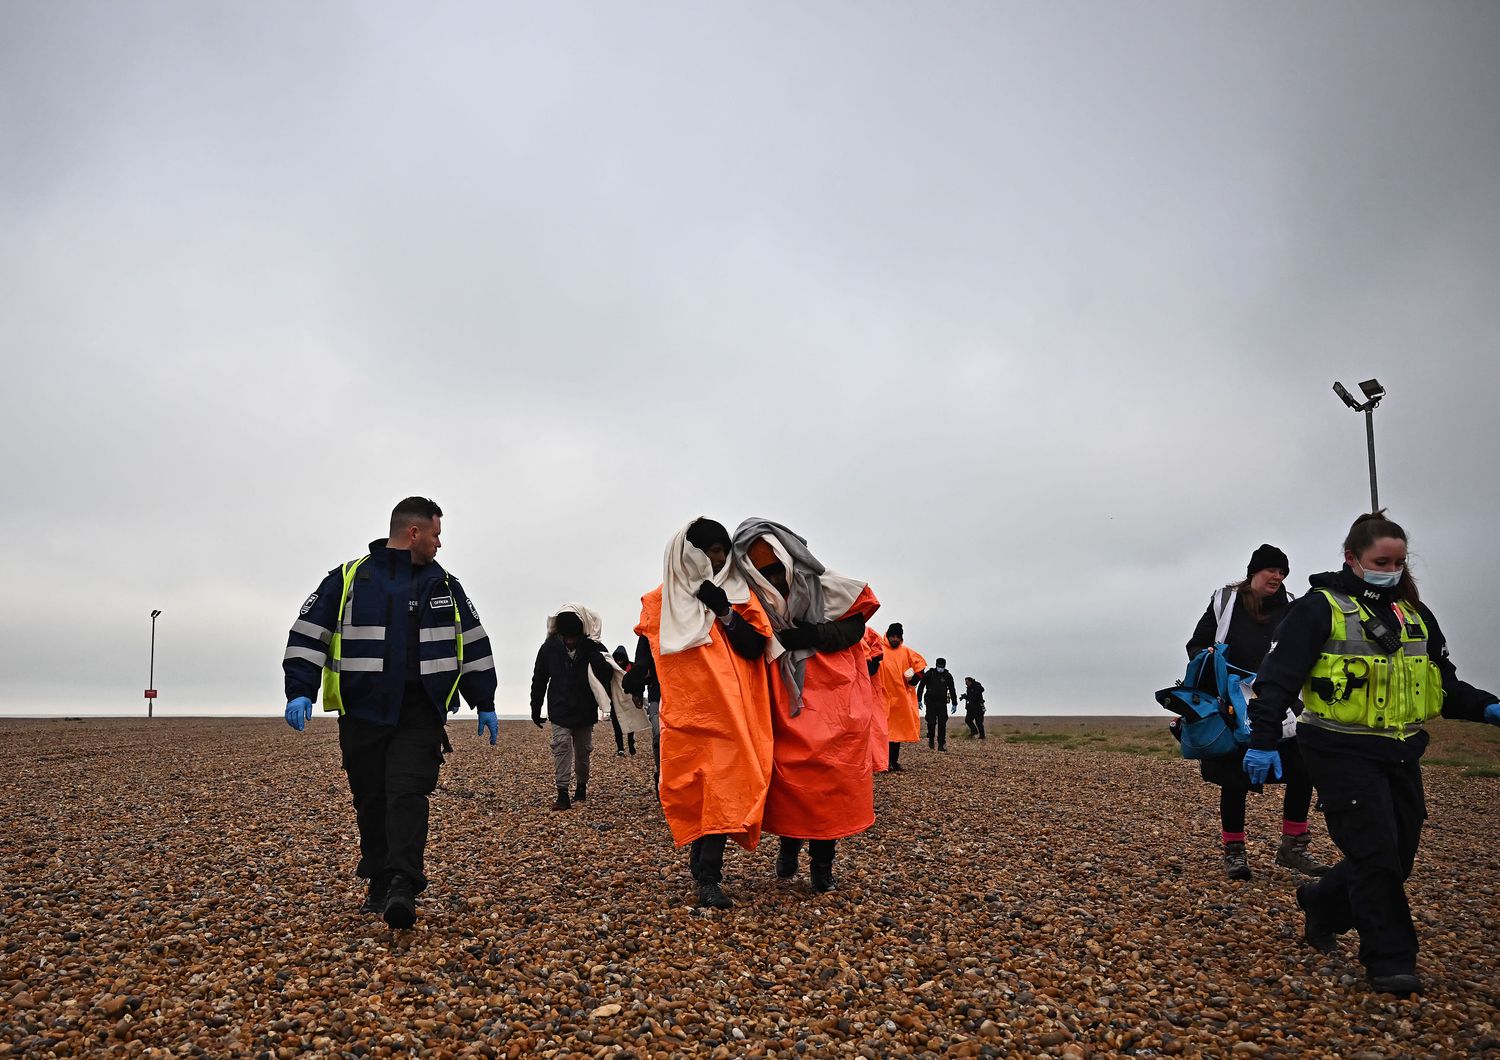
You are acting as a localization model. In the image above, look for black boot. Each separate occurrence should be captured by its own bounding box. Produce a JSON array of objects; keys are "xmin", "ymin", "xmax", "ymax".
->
[
  {"xmin": 776, "ymin": 838, "xmax": 802, "ymax": 880},
  {"xmin": 361, "ymin": 875, "xmax": 389, "ymax": 915},
  {"xmin": 697, "ymin": 882, "xmax": 734, "ymax": 909},
  {"xmin": 574, "ymin": 780, "xmax": 587, "ymax": 803},
  {"xmin": 1222, "ymin": 840, "xmax": 1251, "ymax": 881},
  {"xmin": 810, "ymin": 840, "xmax": 837, "ymax": 893},
  {"xmin": 1368, "ymin": 973, "xmax": 1422, "ymax": 996},
  {"xmin": 382, "ymin": 874, "xmax": 417, "ymax": 930},
  {"xmin": 551, "ymin": 786, "xmax": 571, "ymax": 811},
  {"xmin": 1296, "ymin": 883, "xmax": 1338, "ymax": 953}
]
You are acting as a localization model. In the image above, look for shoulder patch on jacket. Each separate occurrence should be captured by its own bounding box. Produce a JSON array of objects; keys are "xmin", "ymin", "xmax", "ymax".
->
[
  {"xmin": 430, "ymin": 595, "xmax": 454, "ymax": 610},
  {"xmin": 300, "ymin": 593, "xmax": 318, "ymax": 615}
]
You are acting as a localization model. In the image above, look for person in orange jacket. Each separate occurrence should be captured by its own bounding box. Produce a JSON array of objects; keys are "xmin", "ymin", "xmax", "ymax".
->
[
  {"xmin": 733, "ymin": 519, "xmax": 879, "ymax": 893},
  {"xmin": 874, "ymin": 623, "xmax": 926, "ymax": 772},
  {"xmin": 634, "ymin": 517, "xmax": 775, "ymax": 909},
  {"xmin": 861, "ymin": 626, "xmax": 891, "ymax": 775}
]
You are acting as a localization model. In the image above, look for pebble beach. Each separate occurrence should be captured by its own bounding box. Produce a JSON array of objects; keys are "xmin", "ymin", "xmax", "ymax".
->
[{"xmin": 2, "ymin": 716, "xmax": 1498, "ymax": 1058}]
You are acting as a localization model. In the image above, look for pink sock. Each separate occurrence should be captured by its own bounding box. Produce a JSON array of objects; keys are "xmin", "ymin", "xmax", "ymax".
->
[
  {"xmin": 1282, "ymin": 820, "xmax": 1309, "ymax": 837},
  {"xmin": 1222, "ymin": 831, "xmax": 1246, "ymax": 845}
]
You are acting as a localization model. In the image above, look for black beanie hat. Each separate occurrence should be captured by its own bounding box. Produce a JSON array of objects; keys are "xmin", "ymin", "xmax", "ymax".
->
[
  {"xmin": 886, "ymin": 622, "xmax": 903, "ymax": 637},
  {"xmin": 554, "ymin": 611, "xmax": 585, "ymax": 636},
  {"xmin": 685, "ymin": 518, "xmax": 731, "ymax": 553},
  {"xmin": 1247, "ymin": 544, "xmax": 1289, "ymax": 577}
]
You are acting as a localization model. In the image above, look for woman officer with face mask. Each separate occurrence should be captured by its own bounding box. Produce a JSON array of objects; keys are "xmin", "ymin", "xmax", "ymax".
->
[{"xmin": 1245, "ymin": 512, "xmax": 1500, "ymax": 996}]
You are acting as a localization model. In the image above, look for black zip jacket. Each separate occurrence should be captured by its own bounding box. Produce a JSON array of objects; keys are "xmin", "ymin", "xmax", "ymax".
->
[
  {"xmin": 623, "ymin": 634, "xmax": 660, "ymax": 701},
  {"xmin": 1186, "ymin": 586, "xmax": 1293, "ymax": 673},
  {"xmin": 1249, "ymin": 566, "xmax": 1497, "ymax": 750},
  {"xmin": 916, "ymin": 668, "xmax": 958, "ymax": 710},
  {"xmin": 962, "ymin": 682, "xmax": 985, "ymax": 711},
  {"xmin": 530, "ymin": 636, "xmax": 615, "ymax": 728}
]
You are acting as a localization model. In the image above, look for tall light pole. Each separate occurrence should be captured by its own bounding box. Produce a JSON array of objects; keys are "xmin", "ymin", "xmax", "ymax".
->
[
  {"xmin": 1332, "ymin": 378, "xmax": 1385, "ymax": 511},
  {"xmin": 146, "ymin": 609, "xmax": 162, "ymax": 718}
]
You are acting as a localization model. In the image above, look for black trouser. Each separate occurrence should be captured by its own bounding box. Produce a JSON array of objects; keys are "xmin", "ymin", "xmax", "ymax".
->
[
  {"xmin": 778, "ymin": 837, "xmax": 836, "ymax": 872},
  {"xmin": 609, "ymin": 708, "xmax": 636, "ymax": 754},
  {"xmin": 1296, "ymin": 726, "xmax": 1429, "ymax": 977},
  {"xmin": 925, "ymin": 705, "xmax": 948, "ymax": 749},
  {"xmin": 338, "ymin": 689, "xmax": 444, "ymax": 893},
  {"xmin": 689, "ymin": 834, "xmax": 728, "ymax": 885},
  {"xmin": 965, "ymin": 709, "xmax": 986, "ymax": 738},
  {"xmin": 1215, "ymin": 738, "xmax": 1315, "ymax": 834},
  {"xmin": 888, "ymin": 742, "xmax": 901, "ymax": 769}
]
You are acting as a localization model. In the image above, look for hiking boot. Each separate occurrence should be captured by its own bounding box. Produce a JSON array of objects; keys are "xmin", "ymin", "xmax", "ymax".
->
[
  {"xmin": 1368, "ymin": 973, "xmax": 1422, "ymax": 996},
  {"xmin": 1296, "ymin": 883, "xmax": 1338, "ymax": 954},
  {"xmin": 1222, "ymin": 841, "xmax": 1251, "ymax": 881},
  {"xmin": 551, "ymin": 786, "xmax": 572, "ymax": 811},
  {"xmin": 696, "ymin": 882, "xmax": 734, "ymax": 909},
  {"xmin": 361, "ymin": 876, "xmax": 389, "ymax": 915},
  {"xmin": 1275, "ymin": 833, "xmax": 1331, "ymax": 876},
  {"xmin": 810, "ymin": 868, "xmax": 837, "ymax": 893},
  {"xmin": 382, "ymin": 875, "xmax": 417, "ymax": 930},
  {"xmin": 776, "ymin": 840, "xmax": 801, "ymax": 880},
  {"xmin": 574, "ymin": 782, "xmax": 587, "ymax": 803},
  {"xmin": 890, "ymin": 763, "xmax": 905, "ymax": 773}
]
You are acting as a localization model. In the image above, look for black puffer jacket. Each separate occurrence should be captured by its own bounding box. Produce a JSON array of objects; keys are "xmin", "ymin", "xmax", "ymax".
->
[
  {"xmin": 530, "ymin": 636, "xmax": 614, "ymax": 727},
  {"xmin": 1186, "ymin": 586, "xmax": 1293, "ymax": 673}
]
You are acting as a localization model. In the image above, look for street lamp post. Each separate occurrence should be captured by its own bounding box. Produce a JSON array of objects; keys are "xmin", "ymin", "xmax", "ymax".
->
[
  {"xmin": 1332, "ymin": 378, "xmax": 1385, "ymax": 511},
  {"xmin": 147, "ymin": 609, "xmax": 162, "ymax": 718}
]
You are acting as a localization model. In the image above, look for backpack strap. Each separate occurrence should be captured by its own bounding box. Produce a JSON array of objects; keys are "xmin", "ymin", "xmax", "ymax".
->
[{"xmin": 1212, "ymin": 587, "xmax": 1235, "ymax": 644}]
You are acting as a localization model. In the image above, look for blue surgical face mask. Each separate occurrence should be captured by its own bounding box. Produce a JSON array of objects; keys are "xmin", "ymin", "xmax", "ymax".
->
[{"xmin": 1361, "ymin": 568, "xmax": 1402, "ymax": 588}]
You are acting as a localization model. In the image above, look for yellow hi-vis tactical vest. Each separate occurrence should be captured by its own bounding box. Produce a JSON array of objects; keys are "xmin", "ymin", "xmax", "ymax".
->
[
  {"xmin": 320, "ymin": 556, "xmax": 465, "ymax": 715},
  {"xmin": 1300, "ymin": 589, "xmax": 1443, "ymax": 740}
]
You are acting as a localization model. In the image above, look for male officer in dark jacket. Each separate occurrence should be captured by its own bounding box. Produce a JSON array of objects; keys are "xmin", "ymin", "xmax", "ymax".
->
[
  {"xmin": 961, "ymin": 677, "xmax": 987, "ymax": 739},
  {"xmin": 916, "ymin": 658, "xmax": 959, "ymax": 750},
  {"xmin": 282, "ymin": 497, "xmax": 497, "ymax": 929},
  {"xmin": 531, "ymin": 610, "xmax": 615, "ymax": 810}
]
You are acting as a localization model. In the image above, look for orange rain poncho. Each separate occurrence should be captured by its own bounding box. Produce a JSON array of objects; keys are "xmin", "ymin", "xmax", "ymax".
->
[
  {"xmin": 636, "ymin": 587, "xmax": 775, "ymax": 850},
  {"xmin": 762, "ymin": 585, "xmax": 881, "ymax": 841},
  {"xmin": 862, "ymin": 626, "xmax": 891, "ymax": 773},
  {"xmin": 875, "ymin": 637, "xmax": 927, "ymax": 742}
]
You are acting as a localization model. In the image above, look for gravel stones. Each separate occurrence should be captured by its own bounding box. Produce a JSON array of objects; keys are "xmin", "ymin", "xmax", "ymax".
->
[{"xmin": 0, "ymin": 716, "xmax": 1496, "ymax": 1057}]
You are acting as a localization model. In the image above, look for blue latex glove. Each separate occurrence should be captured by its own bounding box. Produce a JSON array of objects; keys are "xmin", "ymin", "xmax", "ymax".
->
[
  {"xmin": 284, "ymin": 696, "xmax": 313, "ymax": 732},
  {"xmin": 1242, "ymin": 748, "xmax": 1283, "ymax": 785},
  {"xmin": 1485, "ymin": 702, "xmax": 1500, "ymax": 726},
  {"xmin": 477, "ymin": 710, "xmax": 498, "ymax": 745}
]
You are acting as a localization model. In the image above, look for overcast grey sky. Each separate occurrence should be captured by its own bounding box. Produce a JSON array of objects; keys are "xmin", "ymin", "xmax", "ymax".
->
[{"xmin": 3, "ymin": 2, "xmax": 1497, "ymax": 717}]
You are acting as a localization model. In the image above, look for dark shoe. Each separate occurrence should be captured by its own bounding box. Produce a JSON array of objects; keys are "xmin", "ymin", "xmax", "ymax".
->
[
  {"xmin": 382, "ymin": 875, "xmax": 417, "ymax": 930},
  {"xmin": 1296, "ymin": 883, "xmax": 1338, "ymax": 954},
  {"xmin": 938, "ymin": 746, "xmax": 947, "ymax": 752},
  {"xmin": 1275, "ymin": 833, "xmax": 1331, "ymax": 876},
  {"xmin": 1369, "ymin": 973, "xmax": 1422, "ymax": 996},
  {"xmin": 890, "ymin": 763, "xmax": 904, "ymax": 773},
  {"xmin": 615, "ymin": 749, "xmax": 625, "ymax": 757},
  {"xmin": 574, "ymin": 782, "xmax": 587, "ymax": 802},
  {"xmin": 1222, "ymin": 841, "xmax": 1251, "ymax": 881},
  {"xmin": 696, "ymin": 882, "xmax": 734, "ymax": 909},
  {"xmin": 811, "ymin": 869, "xmax": 837, "ymax": 893},
  {"xmin": 551, "ymin": 786, "xmax": 572, "ymax": 811},
  {"xmin": 776, "ymin": 841, "xmax": 800, "ymax": 880},
  {"xmin": 361, "ymin": 876, "xmax": 389, "ymax": 914}
]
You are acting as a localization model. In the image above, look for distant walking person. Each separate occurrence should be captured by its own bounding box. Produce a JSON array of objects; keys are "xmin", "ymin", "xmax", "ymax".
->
[
  {"xmin": 1247, "ymin": 514, "xmax": 1500, "ymax": 996},
  {"xmin": 874, "ymin": 624, "xmax": 926, "ymax": 771},
  {"xmin": 282, "ymin": 497, "xmax": 497, "ymax": 929},
  {"xmin": 961, "ymin": 677, "xmax": 987, "ymax": 739},
  {"xmin": 623, "ymin": 634, "xmax": 663, "ymax": 786},
  {"xmin": 1185, "ymin": 544, "xmax": 1330, "ymax": 881},
  {"xmin": 609, "ymin": 645, "xmax": 638, "ymax": 757},
  {"xmin": 531, "ymin": 608, "xmax": 615, "ymax": 811},
  {"xmin": 916, "ymin": 658, "xmax": 958, "ymax": 751}
]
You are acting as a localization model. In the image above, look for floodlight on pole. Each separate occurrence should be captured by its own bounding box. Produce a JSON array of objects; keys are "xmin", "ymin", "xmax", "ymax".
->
[
  {"xmin": 1331, "ymin": 378, "xmax": 1384, "ymax": 511},
  {"xmin": 146, "ymin": 609, "xmax": 162, "ymax": 718}
]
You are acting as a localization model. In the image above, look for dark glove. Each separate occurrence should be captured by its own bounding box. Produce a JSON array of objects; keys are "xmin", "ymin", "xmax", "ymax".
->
[
  {"xmin": 695, "ymin": 580, "xmax": 730, "ymax": 616},
  {"xmin": 775, "ymin": 621, "xmax": 819, "ymax": 651},
  {"xmin": 532, "ymin": 715, "xmax": 545, "ymax": 729}
]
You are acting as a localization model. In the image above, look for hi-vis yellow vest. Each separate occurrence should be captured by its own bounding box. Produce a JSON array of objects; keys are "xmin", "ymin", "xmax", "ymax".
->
[
  {"xmin": 1300, "ymin": 589, "xmax": 1443, "ymax": 739},
  {"xmin": 320, "ymin": 556, "xmax": 464, "ymax": 715}
]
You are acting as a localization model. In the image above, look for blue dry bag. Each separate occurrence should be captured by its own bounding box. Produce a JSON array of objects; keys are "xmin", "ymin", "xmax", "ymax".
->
[{"xmin": 1156, "ymin": 644, "xmax": 1254, "ymax": 760}]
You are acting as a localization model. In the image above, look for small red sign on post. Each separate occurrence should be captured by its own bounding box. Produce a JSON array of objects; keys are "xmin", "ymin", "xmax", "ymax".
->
[{"xmin": 144, "ymin": 690, "xmax": 158, "ymax": 699}]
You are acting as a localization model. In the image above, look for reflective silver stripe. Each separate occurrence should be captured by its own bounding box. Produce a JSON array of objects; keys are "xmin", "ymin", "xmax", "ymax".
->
[
  {"xmin": 462, "ymin": 624, "xmax": 488, "ymax": 643},
  {"xmin": 420, "ymin": 657, "xmax": 459, "ymax": 675},
  {"xmin": 460, "ymin": 654, "xmax": 495, "ymax": 675},
  {"xmin": 338, "ymin": 657, "xmax": 385, "ymax": 673},
  {"xmin": 283, "ymin": 646, "xmax": 327, "ymax": 666},
  {"xmin": 341, "ymin": 625, "xmax": 386, "ymax": 641},
  {"xmin": 420, "ymin": 626, "xmax": 458, "ymax": 643},
  {"xmin": 291, "ymin": 620, "xmax": 333, "ymax": 644},
  {"xmin": 1324, "ymin": 640, "xmax": 1385, "ymax": 656},
  {"xmin": 1300, "ymin": 714, "xmax": 1423, "ymax": 740}
]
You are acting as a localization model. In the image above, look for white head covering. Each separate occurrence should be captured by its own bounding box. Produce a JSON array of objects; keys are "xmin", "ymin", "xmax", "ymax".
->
[{"xmin": 659, "ymin": 517, "xmax": 754, "ymax": 656}]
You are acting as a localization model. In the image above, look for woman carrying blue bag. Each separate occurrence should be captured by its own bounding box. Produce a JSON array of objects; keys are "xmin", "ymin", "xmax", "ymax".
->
[
  {"xmin": 1246, "ymin": 513, "xmax": 1500, "ymax": 996},
  {"xmin": 1186, "ymin": 544, "xmax": 1330, "ymax": 881}
]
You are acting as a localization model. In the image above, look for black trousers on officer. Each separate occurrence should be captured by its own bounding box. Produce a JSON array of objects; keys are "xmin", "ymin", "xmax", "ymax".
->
[
  {"xmin": 1296, "ymin": 725, "xmax": 1429, "ymax": 977},
  {"xmin": 965, "ymin": 709, "xmax": 986, "ymax": 739},
  {"xmin": 689, "ymin": 833, "xmax": 729, "ymax": 885},
  {"xmin": 925, "ymin": 705, "xmax": 948, "ymax": 749},
  {"xmin": 338, "ymin": 686, "xmax": 444, "ymax": 894}
]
